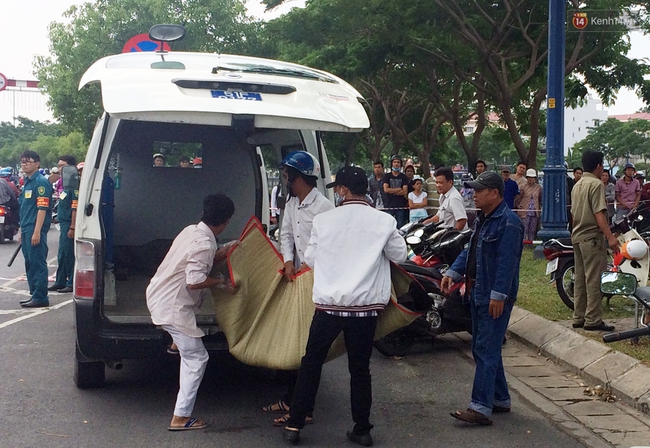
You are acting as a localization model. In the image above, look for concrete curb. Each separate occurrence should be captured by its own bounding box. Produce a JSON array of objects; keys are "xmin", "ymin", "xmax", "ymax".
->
[{"xmin": 507, "ymin": 306, "xmax": 650, "ymax": 415}]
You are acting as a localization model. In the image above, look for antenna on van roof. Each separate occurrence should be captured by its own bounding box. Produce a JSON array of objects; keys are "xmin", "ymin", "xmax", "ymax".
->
[{"xmin": 148, "ymin": 24, "xmax": 187, "ymax": 69}]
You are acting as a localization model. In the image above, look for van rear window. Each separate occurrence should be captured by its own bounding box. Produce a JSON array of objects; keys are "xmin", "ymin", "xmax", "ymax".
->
[{"xmin": 152, "ymin": 141, "xmax": 202, "ymax": 168}]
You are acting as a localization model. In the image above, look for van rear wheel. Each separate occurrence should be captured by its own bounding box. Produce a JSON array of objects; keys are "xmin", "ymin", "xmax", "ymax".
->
[{"xmin": 74, "ymin": 345, "xmax": 105, "ymax": 389}]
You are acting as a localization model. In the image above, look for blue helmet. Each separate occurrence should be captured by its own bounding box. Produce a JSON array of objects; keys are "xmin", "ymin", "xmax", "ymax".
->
[
  {"xmin": 279, "ymin": 151, "xmax": 321, "ymax": 178},
  {"xmin": 0, "ymin": 167, "xmax": 12, "ymax": 177}
]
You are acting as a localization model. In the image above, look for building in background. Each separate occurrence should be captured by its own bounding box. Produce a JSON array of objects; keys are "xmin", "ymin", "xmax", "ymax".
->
[{"xmin": 564, "ymin": 95, "xmax": 608, "ymax": 156}]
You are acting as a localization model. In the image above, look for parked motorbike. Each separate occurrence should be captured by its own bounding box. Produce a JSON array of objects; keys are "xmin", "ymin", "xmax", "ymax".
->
[
  {"xmin": 374, "ymin": 223, "xmax": 473, "ymax": 357},
  {"xmin": 599, "ymin": 271, "xmax": 650, "ymax": 343},
  {"xmin": 0, "ymin": 204, "xmax": 19, "ymax": 244},
  {"xmin": 543, "ymin": 207, "xmax": 650, "ymax": 310}
]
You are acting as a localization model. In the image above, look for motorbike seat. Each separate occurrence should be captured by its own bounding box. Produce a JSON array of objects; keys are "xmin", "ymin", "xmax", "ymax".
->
[
  {"xmin": 399, "ymin": 261, "xmax": 443, "ymax": 280},
  {"xmin": 555, "ymin": 237, "xmax": 572, "ymax": 247},
  {"xmin": 635, "ymin": 286, "xmax": 650, "ymax": 304}
]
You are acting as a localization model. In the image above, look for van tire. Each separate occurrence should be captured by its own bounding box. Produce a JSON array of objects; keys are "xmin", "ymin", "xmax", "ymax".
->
[
  {"xmin": 74, "ymin": 345, "xmax": 105, "ymax": 389},
  {"xmin": 0, "ymin": 226, "xmax": 5, "ymax": 244}
]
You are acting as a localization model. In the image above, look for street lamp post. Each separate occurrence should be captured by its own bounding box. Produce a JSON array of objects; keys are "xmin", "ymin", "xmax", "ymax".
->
[{"xmin": 538, "ymin": 0, "xmax": 571, "ymax": 241}]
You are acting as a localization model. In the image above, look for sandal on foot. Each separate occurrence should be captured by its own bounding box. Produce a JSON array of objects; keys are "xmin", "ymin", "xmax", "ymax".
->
[
  {"xmin": 273, "ymin": 414, "xmax": 313, "ymax": 427},
  {"xmin": 168, "ymin": 417, "xmax": 207, "ymax": 431},
  {"xmin": 167, "ymin": 346, "xmax": 179, "ymax": 355},
  {"xmin": 263, "ymin": 400, "xmax": 289, "ymax": 413},
  {"xmin": 450, "ymin": 409, "xmax": 493, "ymax": 426}
]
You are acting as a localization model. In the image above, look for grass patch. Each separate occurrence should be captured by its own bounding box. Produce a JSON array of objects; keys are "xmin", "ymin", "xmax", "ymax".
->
[{"xmin": 517, "ymin": 248, "xmax": 650, "ymax": 364}]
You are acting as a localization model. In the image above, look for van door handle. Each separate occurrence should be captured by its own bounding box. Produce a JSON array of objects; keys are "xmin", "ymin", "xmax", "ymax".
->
[{"xmin": 85, "ymin": 203, "xmax": 94, "ymax": 216}]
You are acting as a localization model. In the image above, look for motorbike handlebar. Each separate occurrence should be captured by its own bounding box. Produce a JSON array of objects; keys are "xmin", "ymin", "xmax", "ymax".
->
[{"xmin": 602, "ymin": 326, "xmax": 650, "ymax": 343}]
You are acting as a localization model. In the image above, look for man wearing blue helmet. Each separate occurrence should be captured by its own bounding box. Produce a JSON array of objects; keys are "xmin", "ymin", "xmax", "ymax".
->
[{"xmin": 262, "ymin": 150, "xmax": 334, "ymax": 425}]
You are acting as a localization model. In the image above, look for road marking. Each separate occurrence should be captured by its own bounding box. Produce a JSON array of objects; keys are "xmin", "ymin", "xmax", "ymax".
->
[
  {"xmin": 0, "ymin": 258, "xmax": 73, "ymax": 330},
  {"xmin": 0, "ymin": 299, "xmax": 73, "ymax": 330},
  {"xmin": 0, "ymin": 287, "xmax": 31, "ymax": 297}
]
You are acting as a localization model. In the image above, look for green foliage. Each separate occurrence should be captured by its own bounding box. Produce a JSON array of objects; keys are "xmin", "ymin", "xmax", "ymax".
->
[
  {"xmin": 0, "ymin": 118, "xmax": 87, "ymax": 168},
  {"xmin": 34, "ymin": 0, "xmax": 262, "ymax": 139},
  {"xmin": 262, "ymin": 0, "xmax": 650, "ymax": 170},
  {"xmin": 571, "ymin": 118, "xmax": 650, "ymax": 169}
]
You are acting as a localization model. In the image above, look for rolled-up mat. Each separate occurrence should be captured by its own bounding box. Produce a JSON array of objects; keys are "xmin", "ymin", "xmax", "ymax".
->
[{"xmin": 210, "ymin": 216, "xmax": 420, "ymax": 370}]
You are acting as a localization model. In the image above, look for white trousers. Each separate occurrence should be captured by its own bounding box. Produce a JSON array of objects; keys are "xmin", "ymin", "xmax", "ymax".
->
[{"xmin": 163, "ymin": 325, "xmax": 209, "ymax": 417}]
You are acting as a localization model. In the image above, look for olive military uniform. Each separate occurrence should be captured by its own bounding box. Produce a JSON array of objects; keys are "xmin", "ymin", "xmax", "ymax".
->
[
  {"xmin": 19, "ymin": 171, "xmax": 53, "ymax": 304},
  {"xmin": 570, "ymin": 172, "xmax": 608, "ymax": 327},
  {"xmin": 52, "ymin": 185, "xmax": 78, "ymax": 290}
]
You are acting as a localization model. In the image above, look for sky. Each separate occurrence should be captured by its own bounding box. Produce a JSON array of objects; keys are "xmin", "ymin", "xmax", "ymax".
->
[{"xmin": 0, "ymin": 0, "xmax": 648, "ymax": 123}]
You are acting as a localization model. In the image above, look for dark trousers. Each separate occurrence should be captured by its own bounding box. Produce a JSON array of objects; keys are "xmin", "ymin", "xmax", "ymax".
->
[
  {"xmin": 287, "ymin": 310, "xmax": 377, "ymax": 434},
  {"xmin": 54, "ymin": 221, "xmax": 74, "ymax": 288},
  {"xmin": 21, "ymin": 229, "xmax": 49, "ymax": 303},
  {"xmin": 280, "ymin": 369, "xmax": 313, "ymax": 417},
  {"xmin": 385, "ymin": 209, "xmax": 408, "ymax": 229}
]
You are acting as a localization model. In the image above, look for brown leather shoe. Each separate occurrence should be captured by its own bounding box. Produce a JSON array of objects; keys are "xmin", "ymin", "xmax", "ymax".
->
[{"xmin": 450, "ymin": 408, "xmax": 493, "ymax": 426}]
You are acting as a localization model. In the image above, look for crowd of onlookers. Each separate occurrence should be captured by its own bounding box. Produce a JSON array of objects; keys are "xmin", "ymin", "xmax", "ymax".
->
[
  {"xmin": 0, "ymin": 162, "xmax": 85, "ymax": 213},
  {"xmin": 364, "ymin": 157, "xmax": 650, "ymax": 240}
]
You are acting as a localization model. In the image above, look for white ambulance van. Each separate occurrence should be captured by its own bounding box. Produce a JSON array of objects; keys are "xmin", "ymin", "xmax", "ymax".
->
[{"xmin": 72, "ymin": 25, "xmax": 369, "ymax": 388}]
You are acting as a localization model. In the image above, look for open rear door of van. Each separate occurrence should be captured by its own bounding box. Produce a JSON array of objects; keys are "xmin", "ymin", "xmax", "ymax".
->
[{"xmin": 79, "ymin": 52, "xmax": 369, "ymax": 133}]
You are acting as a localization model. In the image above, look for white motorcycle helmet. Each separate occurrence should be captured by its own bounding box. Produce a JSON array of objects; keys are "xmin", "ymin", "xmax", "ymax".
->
[{"xmin": 621, "ymin": 239, "xmax": 648, "ymax": 260}]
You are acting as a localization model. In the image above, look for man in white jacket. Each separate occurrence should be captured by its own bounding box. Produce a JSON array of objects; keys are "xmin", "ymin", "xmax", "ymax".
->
[{"xmin": 283, "ymin": 167, "xmax": 407, "ymax": 447}]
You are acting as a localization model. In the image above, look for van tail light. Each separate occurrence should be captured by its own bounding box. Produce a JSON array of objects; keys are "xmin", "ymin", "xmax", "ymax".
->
[
  {"xmin": 75, "ymin": 240, "xmax": 96, "ymax": 299},
  {"xmin": 0, "ymin": 206, "xmax": 6, "ymax": 216}
]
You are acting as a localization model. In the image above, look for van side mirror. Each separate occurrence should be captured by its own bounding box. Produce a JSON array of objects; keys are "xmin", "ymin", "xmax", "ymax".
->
[
  {"xmin": 61, "ymin": 165, "xmax": 79, "ymax": 190},
  {"xmin": 600, "ymin": 271, "xmax": 637, "ymax": 295}
]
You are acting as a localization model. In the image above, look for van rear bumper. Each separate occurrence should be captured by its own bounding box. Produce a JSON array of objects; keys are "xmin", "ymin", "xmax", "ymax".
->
[
  {"xmin": 74, "ymin": 298, "xmax": 165, "ymax": 360},
  {"xmin": 73, "ymin": 298, "xmax": 229, "ymax": 360}
]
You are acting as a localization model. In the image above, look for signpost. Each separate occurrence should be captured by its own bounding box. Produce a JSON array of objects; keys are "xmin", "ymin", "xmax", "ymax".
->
[
  {"xmin": 0, "ymin": 73, "xmax": 7, "ymax": 92},
  {"xmin": 538, "ymin": 0, "xmax": 570, "ymax": 241},
  {"xmin": 122, "ymin": 34, "xmax": 171, "ymax": 53}
]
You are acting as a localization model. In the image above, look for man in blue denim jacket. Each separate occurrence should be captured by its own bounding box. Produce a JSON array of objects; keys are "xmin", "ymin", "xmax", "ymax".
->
[{"xmin": 442, "ymin": 171, "xmax": 524, "ymax": 426}]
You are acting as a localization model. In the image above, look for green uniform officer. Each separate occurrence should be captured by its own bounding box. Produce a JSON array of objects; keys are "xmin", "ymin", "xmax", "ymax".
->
[
  {"xmin": 48, "ymin": 155, "xmax": 78, "ymax": 293},
  {"xmin": 18, "ymin": 150, "xmax": 53, "ymax": 308},
  {"xmin": 570, "ymin": 150, "xmax": 620, "ymax": 331}
]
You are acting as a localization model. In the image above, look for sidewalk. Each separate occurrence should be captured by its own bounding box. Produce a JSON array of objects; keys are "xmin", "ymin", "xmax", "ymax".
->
[
  {"xmin": 507, "ymin": 307, "xmax": 650, "ymax": 414},
  {"xmin": 451, "ymin": 313, "xmax": 650, "ymax": 447}
]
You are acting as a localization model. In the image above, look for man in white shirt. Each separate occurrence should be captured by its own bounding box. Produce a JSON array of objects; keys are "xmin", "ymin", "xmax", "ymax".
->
[
  {"xmin": 282, "ymin": 166, "xmax": 407, "ymax": 447},
  {"xmin": 263, "ymin": 151, "xmax": 334, "ymax": 424},
  {"xmin": 279, "ymin": 151, "xmax": 334, "ymax": 281},
  {"xmin": 424, "ymin": 166, "xmax": 468, "ymax": 230},
  {"xmin": 146, "ymin": 194, "xmax": 237, "ymax": 431}
]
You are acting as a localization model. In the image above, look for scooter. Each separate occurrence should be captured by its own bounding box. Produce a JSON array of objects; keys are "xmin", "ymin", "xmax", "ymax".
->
[
  {"xmin": 543, "ymin": 207, "xmax": 650, "ymax": 310},
  {"xmin": 0, "ymin": 204, "xmax": 19, "ymax": 244},
  {"xmin": 373, "ymin": 224, "xmax": 473, "ymax": 357},
  {"xmin": 599, "ymin": 267, "xmax": 650, "ymax": 344}
]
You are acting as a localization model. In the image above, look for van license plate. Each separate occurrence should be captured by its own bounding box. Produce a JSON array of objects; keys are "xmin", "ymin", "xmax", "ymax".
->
[
  {"xmin": 545, "ymin": 258, "xmax": 558, "ymax": 275},
  {"xmin": 211, "ymin": 90, "xmax": 262, "ymax": 101},
  {"xmin": 0, "ymin": 216, "xmax": 4, "ymax": 223}
]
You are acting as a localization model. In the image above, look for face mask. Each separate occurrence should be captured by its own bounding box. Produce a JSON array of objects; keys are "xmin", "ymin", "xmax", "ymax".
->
[
  {"xmin": 336, "ymin": 193, "xmax": 346, "ymax": 206},
  {"xmin": 391, "ymin": 166, "xmax": 401, "ymax": 172}
]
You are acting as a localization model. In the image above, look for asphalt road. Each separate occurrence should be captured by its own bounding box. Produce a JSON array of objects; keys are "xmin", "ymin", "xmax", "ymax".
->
[{"xmin": 0, "ymin": 229, "xmax": 589, "ymax": 448}]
